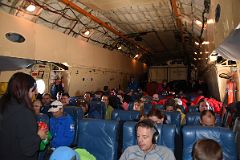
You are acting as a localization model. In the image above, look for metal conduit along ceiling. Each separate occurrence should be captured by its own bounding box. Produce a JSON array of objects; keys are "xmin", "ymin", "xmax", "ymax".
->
[{"xmin": 0, "ymin": 0, "xmax": 211, "ymax": 66}]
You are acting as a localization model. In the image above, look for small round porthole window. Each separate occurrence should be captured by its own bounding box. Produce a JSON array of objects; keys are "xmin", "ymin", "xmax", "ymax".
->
[{"xmin": 5, "ymin": 32, "xmax": 25, "ymax": 43}]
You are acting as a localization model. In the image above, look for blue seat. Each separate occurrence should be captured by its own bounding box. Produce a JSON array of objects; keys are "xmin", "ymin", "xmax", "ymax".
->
[
  {"xmin": 111, "ymin": 109, "xmax": 140, "ymax": 121},
  {"xmin": 155, "ymin": 104, "xmax": 164, "ymax": 110},
  {"xmin": 69, "ymin": 96, "xmax": 80, "ymax": 106},
  {"xmin": 128, "ymin": 102, "xmax": 134, "ymax": 111},
  {"xmin": 163, "ymin": 111, "xmax": 181, "ymax": 128},
  {"xmin": 143, "ymin": 103, "xmax": 152, "ymax": 115},
  {"xmin": 188, "ymin": 106, "xmax": 198, "ymax": 113},
  {"xmin": 122, "ymin": 121, "xmax": 176, "ymax": 152},
  {"xmin": 77, "ymin": 119, "xmax": 119, "ymax": 160},
  {"xmin": 186, "ymin": 112, "xmax": 222, "ymax": 126},
  {"xmin": 182, "ymin": 126, "xmax": 237, "ymax": 160},
  {"xmin": 88, "ymin": 100, "xmax": 105, "ymax": 119},
  {"xmin": 64, "ymin": 106, "xmax": 84, "ymax": 146}
]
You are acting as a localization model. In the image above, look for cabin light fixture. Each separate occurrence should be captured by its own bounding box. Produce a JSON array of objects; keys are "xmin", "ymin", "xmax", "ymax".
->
[
  {"xmin": 205, "ymin": 58, "xmax": 208, "ymax": 60},
  {"xmin": 117, "ymin": 46, "xmax": 122, "ymax": 50},
  {"xmin": 134, "ymin": 54, "xmax": 139, "ymax": 59},
  {"xmin": 202, "ymin": 41, "xmax": 210, "ymax": 45},
  {"xmin": 198, "ymin": 58, "xmax": 201, "ymax": 60},
  {"xmin": 26, "ymin": 4, "xmax": 36, "ymax": 12},
  {"xmin": 207, "ymin": 19, "xmax": 215, "ymax": 24},
  {"xmin": 205, "ymin": 51, "xmax": 209, "ymax": 54},
  {"xmin": 200, "ymin": 52, "xmax": 203, "ymax": 54},
  {"xmin": 83, "ymin": 30, "xmax": 90, "ymax": 36},
  {"xmin": 195, "ymin": 19, "xmax": 202, "ymax": 27},
  {"xmin": 195, "ymin": 41, "xmax": 200, "ymax": 45},
  {"xmin": 194, "ymin": 52, "xmax": 197, "ymax": 55},
  {"xmin": 194, "ymin": 58, "xmax": 197, "ymax": 61}
]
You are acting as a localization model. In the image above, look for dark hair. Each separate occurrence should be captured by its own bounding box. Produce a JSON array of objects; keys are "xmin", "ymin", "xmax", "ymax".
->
[
  {"xmin": 0, "ymin": 72, "xmax": 36, "ymax": 114},
  {"xmin": 147, "ymin": 109, "xmax": 166, "ymax": 123},
  {"xmin": 136, "ymin": 119, "xmax": 159, "ymax": 144},
  {"xmin": 61, "ymin": 92, "xmax": 70, "ymax": 98},
  {"xmin": 193, "ymin": 139, "xmax": 223, "ymax": 160},
  {"xmin": 43, "ymin": 93, "xmax": 51, "ymax": 97},
  {"xmin": 164, "ymin": 98, "xmax": 176, "ymax": 109},
  {"xmin": 136, "ymin": 119, "xmax": 155, "ymax": 130}
]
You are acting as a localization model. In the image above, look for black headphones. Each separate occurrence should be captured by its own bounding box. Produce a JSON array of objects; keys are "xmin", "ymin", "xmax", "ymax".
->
[{"xmin": 135, "ymin": 119, "xmax": 159, "ymax": 144}]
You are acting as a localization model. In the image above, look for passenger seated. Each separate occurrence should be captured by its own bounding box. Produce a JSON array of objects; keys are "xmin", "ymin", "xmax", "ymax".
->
[
  {"xmin": 120, "ymin": 119, "xmax": 175, "ymax": 160},
  {"xmin": 152, "ymin": 94, "xmax": 160, "ymax": 106},
  {"xmin": 147, "ymin": 109, "xmax": 166, "ymax": 124},
  {"xmin": 33, "ymin": 100, "xmax": 49, "ymax": 126},
  {"xmin": 200, "ymin": 110, "xmax": 216, "ymax": 127},
  {"xmin": 84, "ymin": 92, "xmax": 92, "ymax": 104},
  {"xmin": 48, "ymin": 100, "xmax": 75, "ymax": 148},
  {"xmin": 101, "ymin": 95, "xmax": 114, "ymax": 120},
  {"xmin": 165, "ymin": 98, "xmax": 185, "ymax": 125},
  {"xmin": 41, "ymin": 93, "xmax": 53, "ymax": 117},
  {"xmin": 198, "ymin": 98, "xmax": 214, "ymax": 112},
  {"xmin": 77, "ymin": 99, "xmax": 88, "ymax": 117},
  {"xmin": 133, "ymin": 99, "xmax": 145, "ymax": 119},
  {"xmin": 60, "ymin": 92, "xmax": 70, "ymax": 106},
  {"xmin": 192, "ymin": 139, "xmax": 223, "ymax": 160}
]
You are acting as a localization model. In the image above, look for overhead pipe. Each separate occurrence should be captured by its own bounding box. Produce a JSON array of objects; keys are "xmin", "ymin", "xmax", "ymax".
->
[{"xmin": 60, "ymin": 0, "xmax": 149, "ymax": 54}]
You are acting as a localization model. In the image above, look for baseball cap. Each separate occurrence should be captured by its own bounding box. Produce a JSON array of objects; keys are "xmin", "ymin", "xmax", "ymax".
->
[
  {"xmin": 48, "ymin": 100, "xmax": 63, "ymax": 112},
  {"xmin": 50, "ymin": 146, "xmax": 80, "ymax": 160}
]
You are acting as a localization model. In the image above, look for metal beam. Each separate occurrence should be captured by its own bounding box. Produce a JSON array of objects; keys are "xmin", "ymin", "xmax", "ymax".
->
[{"xmin": 60, "ymin": 0, "xmax": 149, "ymax": 54}]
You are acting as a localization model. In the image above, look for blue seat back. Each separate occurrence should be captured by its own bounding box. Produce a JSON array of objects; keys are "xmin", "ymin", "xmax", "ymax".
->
[
  {"xmin": 128, "ymin": 102, "xmax": 134, "ymax": 111},
  {"xmin": 122, "ymin": 121, "xmax": 176, "ymax": 152},
  {"xmin": 64, "ymin": 106, "xmax": 84, "ymax": 145},
  {"xmin": 186, "ymin": 112, "xmax": 222, "ymax": 126},
  {"xmin": 88, "ymin": 100, "xmax": 105, "ymax": 119},
  {"xmin": 69, "ymin": 96, "xmax": 79, "ymax": 106},
  {"xmin": 77, "ymin": 119, "xmax": 119, "ymax": 160},
  {"xmin": 143, "ymin": 103, "xmax": 152, "ymax": 115},
  {"xmin": 182, "ymin": 126, "xmax": 237, "ymax": 160},
  {"xmin": 155, "ymin": 104, "xmax": 164, "ymax": 110},
  {"xmin": 163, "ymin": 111, "xmax": 181, "ymax": 128},
  {"xmin": 111, "ymin": 109, "xmax": 140, "ymax": 121},
  {"xmin": 188, "ymin": 106, "xmax": 198, "ymax": 113}
]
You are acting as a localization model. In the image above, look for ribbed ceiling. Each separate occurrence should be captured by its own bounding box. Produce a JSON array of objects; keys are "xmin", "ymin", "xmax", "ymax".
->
[{"xmin": 0, "ymin": 0, "xmax": 210, "ymax": 65}]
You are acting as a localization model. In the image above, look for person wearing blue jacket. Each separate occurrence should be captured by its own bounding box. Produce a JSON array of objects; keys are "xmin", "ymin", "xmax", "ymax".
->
[{"xmin": 48, "ymin": 100, "xmax": 75, "ymax": 148}]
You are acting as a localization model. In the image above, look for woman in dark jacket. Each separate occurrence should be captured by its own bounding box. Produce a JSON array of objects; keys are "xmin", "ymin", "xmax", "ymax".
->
[{"xmin": 0, "ymin": 72, "xmax": 47, "ymax": 160}]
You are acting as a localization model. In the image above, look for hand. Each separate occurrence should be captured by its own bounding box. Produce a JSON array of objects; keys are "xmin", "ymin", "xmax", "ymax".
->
[{"xmin": 38, "ymin": 128, "xmax": 48, "ymax": 140}]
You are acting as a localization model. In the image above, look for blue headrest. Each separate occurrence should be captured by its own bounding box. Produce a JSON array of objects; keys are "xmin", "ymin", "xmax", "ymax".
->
[
  {"xmin": 182, "ymin": 126, "xmax": 237, "ymax": 160},
  {"xmin": 128, "ymin": 102, "xmax": 134, "ymax": 111},
  {"xmin": 69, "ymin": 96, "xmax": 79, "ymax": 106},
  {"xmin": 111, "ymin": 109, "xmax": 140, "ymax": 121},
  {"xmin": 64, "ymin": 106, "xmax": 84, "ymax": 122},
  {"xmin": 122, "ymin": 121, "xmax": 176, "ymax": 152},
  {"xmin": 155, "ymin": 104, "xmax": 164, "ymax": 110},
  {"xmin": 163, "ymin": 111, "xmax": 181, "ymax": 128},
  {"xmin": 88, "ymin": 101, "xmax": 105, "ymax": 119},
  {"xmin": 186, "ymin": 112, "xmax": 222, "ymax": 126},
  {"xmin": 143, "ymin": 103, "xmax": 152, "ymax": 115},
  {"xmin": 64, "ymin": 106, "xmax": 84, "ymax": 145},
  {"xmin": 188, "ymin": 106, "xmax": 199, "ymax": 113},
  {"xmin": 77, "ymin": 119, "xmax": 119, "ymax": 160}
]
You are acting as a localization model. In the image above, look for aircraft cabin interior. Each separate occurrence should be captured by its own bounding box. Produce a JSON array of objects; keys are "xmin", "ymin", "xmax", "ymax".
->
[{"xmin": 0, "ymin": 0, "xmax": 239, "ymax": 160}]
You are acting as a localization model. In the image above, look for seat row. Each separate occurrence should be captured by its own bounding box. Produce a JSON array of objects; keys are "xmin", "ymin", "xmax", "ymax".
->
[
  {"xmin": 111, "ymin": 109, "xmax": 222, "ymax": 127},
  {"xmin": 76, "ymin": 119, "xmax": 237, "ymax": 160},
  {"xmin": 63, "ymin": 107, "xmax": 237, "ymax": 160}
]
